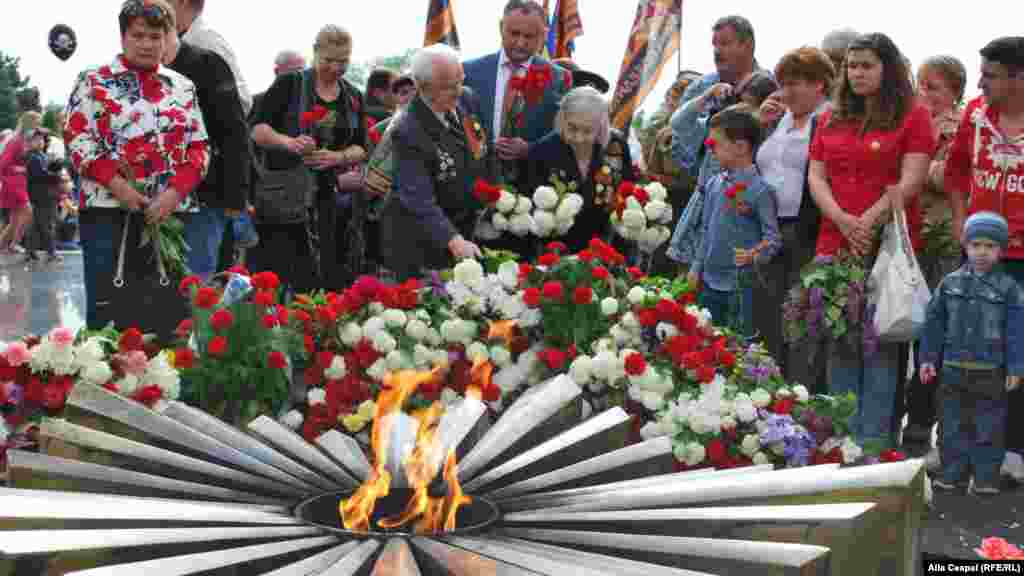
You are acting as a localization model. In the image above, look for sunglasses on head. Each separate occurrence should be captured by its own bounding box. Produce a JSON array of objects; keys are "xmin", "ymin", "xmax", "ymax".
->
[{"xmin": 120, "ymin": 0, "xmax": 168, "ymax": 22}]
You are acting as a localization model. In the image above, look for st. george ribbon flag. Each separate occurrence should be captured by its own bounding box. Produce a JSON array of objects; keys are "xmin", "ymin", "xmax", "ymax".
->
[
  {"xmin": 609, "ymin": 0, "xmax": 684, "ymax": 130},
  {"xmin": 547, "ymin": 0, "xmax": 584, "ymax": 59},
  {"xmin": 424, "ymin": 0, "xmax": 460, "ymax": 49}
]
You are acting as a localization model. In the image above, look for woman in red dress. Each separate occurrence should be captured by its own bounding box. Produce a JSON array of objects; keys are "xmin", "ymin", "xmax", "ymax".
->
[
  {"xmin": 807, "ymin": 33, "xmax": 935, "ymax": 448},
  {"xmin": 0, "ymin": 112, "xmax": 40, "ymax": 254}
]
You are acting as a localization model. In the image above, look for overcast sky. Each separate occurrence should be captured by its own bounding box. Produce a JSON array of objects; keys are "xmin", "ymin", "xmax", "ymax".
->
[{"xmin": 6, "ymin": 0, "xmax": 1019, "ymax": 114}]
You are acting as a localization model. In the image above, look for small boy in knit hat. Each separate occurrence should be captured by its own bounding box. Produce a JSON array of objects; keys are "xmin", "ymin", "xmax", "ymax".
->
[{"xmin": 920, "ymin": 211, "xmax": 1024, "ymax": 494}]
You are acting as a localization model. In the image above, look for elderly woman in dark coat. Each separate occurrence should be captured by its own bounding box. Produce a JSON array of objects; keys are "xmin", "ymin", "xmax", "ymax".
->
[{"xmin": 521, "ymin": 86, "xmax": 634, "ymax": 254}]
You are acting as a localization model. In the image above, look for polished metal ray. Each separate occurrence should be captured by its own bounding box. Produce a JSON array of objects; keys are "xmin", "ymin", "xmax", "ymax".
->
[
  {"xmin": 489, "ymin": 536, "xmax": 715, "ymax": 576},
  {"xmin": 318, "ymin": 539, "xmax": 382, "ymax": 575},
  {"xmin": 0, "ymin": 526, "xmax": 324, "ymax": 555},
  {"xmin": 410, "ymin": 538, "xmax": 544, "ymax": 576},
  {"xmin": 0, "ymin": 487, "xmax": 294, "ymax": 523},
  {"xmin": 39, "ymin": 418, "xmax": 297, "ymax": 497},
  {"xmin": 316, "ymin": 429, "xmax": 372, "ymax": 481},
  {"xmin": 370, "ymin": 539, "xmax": 422, "ymax": 576},
  {"xmin": 442, "ymin": 535, "xmax": 635, "ymax": 576},
  {"xmin": 463, "ymin": 407, "xmax": 631, "ymax": 492},
  {"xmin": 65, "ymin": 535, "xmax": 339, "ymax": 576},
  {"xmin": 248, "ymin": 415, "xmax": 360, "ymax": 488},
  {"xmin": 67, "ymin": 384, "xmax": 320, "ymax": 492},
  {"xmin": 5, "ymin": 450, "xmax": 286, "ymax": 505},
  {"xmin": 484, "ymin": 436, "xmax": 673, "ymax": 499},
  {"xmin": 260, "ymin": 541, "xmax": 362, "ymax": 576},
  {"xmin": 162, "ymin": 400, "xmax": 336, "ymax": 492},
  {"xmin": 458, "ymin": 375, "xmax": 581, "ymax": 481},
  {"xmin": 503, "ymin": 502, "xmax": 877, "ymax": 524}
]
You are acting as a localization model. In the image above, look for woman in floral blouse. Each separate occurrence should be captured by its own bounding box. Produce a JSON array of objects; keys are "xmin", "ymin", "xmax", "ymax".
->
[{"xmin": 64, "ymin": 0, "xmax": 209, "ymax": 330}]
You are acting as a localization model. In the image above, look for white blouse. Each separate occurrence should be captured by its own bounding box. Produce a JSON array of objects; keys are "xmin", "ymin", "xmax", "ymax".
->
[{"xmin": 756, "ymin": 104, "xmax": 827, "ymax": 219}]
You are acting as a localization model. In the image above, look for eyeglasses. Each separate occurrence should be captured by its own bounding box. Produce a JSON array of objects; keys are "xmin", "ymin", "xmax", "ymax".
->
[{"xmin": 120, "ymin": 0, "xmax": 168, "ymax": 22}]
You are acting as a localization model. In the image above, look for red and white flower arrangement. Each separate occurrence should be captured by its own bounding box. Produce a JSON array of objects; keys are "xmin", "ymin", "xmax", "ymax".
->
[{"xmin": 610, "ymin": 181, "xmax": 674, "ymax": 253}]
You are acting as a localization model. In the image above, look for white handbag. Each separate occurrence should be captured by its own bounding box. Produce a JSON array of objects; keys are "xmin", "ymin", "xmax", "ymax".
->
[{"xmin": 870, "ymin": 209, "xmax": 932, "ymax": 342}]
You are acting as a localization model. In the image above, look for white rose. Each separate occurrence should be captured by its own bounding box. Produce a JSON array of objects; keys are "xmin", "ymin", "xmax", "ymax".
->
[
  {"xmin": 491, "ymin": 211, "xmax": 509, "ymax": 232},
  {"xmin": 490, "ymin": 346, "xmax": 513, "ymax": 367},
  {"xmin": 453, "ymin": 259, "xmax": 484, "ymax": 286},
  {"xmin": 555, "ymin": 217, "xmax": 574, "ymax": 236},
  {"xmin": 425, "ymin": 328, "xmax": 443, "ymax": 347},
  {"xmin": 593, "ymin": 338, "xmax": 616, "ymax": 354},
  {"xmin": 771, "ymin": 443, "xmax": 787, "ymax": 456},
  {"xmin": 466, "ymin": 342, "xmax": 490, "ymax": 363},
  {"xmin": 404, "ymin": 319, "xmax": 429, "ymax": 342},
  {"xmin": 840, "ymin": 438, "xmax": 863, "ymax": 464},
  {"xmin": 627, "ymin": 286, "xmax": 648, "ymax": 306},
  {"xmin": 673, "ymin": 442, "xmax": 689, "ymax": 461},
  {"xmin": 793, "ymin": 385, "xmax": 810, "ymax": 403},
  {"xmin": 49, "ymin": 347, "xmax": 76, "ymax": 376},
  {"xmin": 340, "ymin": 322, "xmax": 363, "ymax": 346},
  {"xmin": 366, "ymin": 359, "xmax": 388, "ymax": 381},
  {"xmin": 720, "ymin": 415, "xmax": 737, "ymax": 430},
  {"xmin": 509, "ymin": 213, "xmax": 534, "ymax": 236},
  {"xmin": 644, "ymin": 199, "xmax": 669, "ymax": 223},
  {"xmin": 362, "ymin": 317, "xmax": 386, "ymax": 341},
  {"xmin": 640, "ymin": 226, "xmax": 664, "ymax": 250},
  {"xmin": 281, "ymin": 410, "xmax": 304, "ymax": 430},
  {"xmin": 533, "ymin": 186, "xmax": 559, "ymax": 210},
  {"xmin": 457, "ymin": 320, "xmax": 478, "ymax": 343},
  {"xmin": 735, "ymin": 400, "xmax": 757, "ymax": 423},
  {"xmin": 497, "ymin": 260, "xmax": 520, "ymax": 290},
  {"xmin": 656, "ymin": 322, "xmax": 679, "ymax": 341},
  {"xmin": 590, "ymin": 350, "xmax": 617, "ymax": 381},
  {"xmin": 514, "ymin": 195, "xmax": 533, "ymax": 214},
  {"xmin": 684, "ymin": 443, "xmax": 706, "ymax": 467},
  {"xmin": 324, "ymin": 355, "xmax": 348, "ymax": 380},
  {"xmin": 81, "ymin": 361, "xmax": 113, "ymax": 387},
  {"xmin": 752, "ymin": 451, "xmax": 771, "ymax": 466},
  {"xmin": 741, "ymin": 434, "xmax": 761, "ymax": 457},
  {"xmin": 381, "ymin": 309, "xmax": 408, "ymax": 328},
  {"xmin": 775, "ymin": 387, "xmax": 793, "ymax": 399},
  {"xmin": 587, "ymin": 380, "xmax": 607, "ymax": 394},
  {"xmin": 531, "ymin": 210, "xmax": 556, "ymax": 237},
  {"xmin": 625, "ymin": 196, "xmax": 643, "ymax": 211},
  {"xmin": 386, "ymin": 350, "xmax": 407, "ymax": 371},
  {"xmin": 413, "ymin": 344, "xmax": 434, "ymax": 367},
  {"xmin": 307, "ymin": 388, "xmax": 327, "ymax": 406},
  {"xmin": 569, "ymin": 355, "xmax": 593, "ymax": 384},
  {"xmin": 563, "ymin": 193, "xmax": 584, "ymax": 215},
  {"xmin": 368, "ymin": 302, "xmax": 385, "ymax": 315},
  {"xmin": 74, "ymin": 337, "xmax": 106, "ymax": 368},
  {"xmin": 644, "ymin": 181, "xmax": 668, "ymax": 202},
  {"xmin": 610, "ymin": 325, "xmax": 632, "ymax": 346},
  {"xmin": 622, "ymin": 208, "xmax": 646, "ymax": 230},
  {"xmin": 496, "ymin": 190, "xmax": 518, "ymax": 213},
  {"xmin": 641, "ymin": 391, "xmax": 664, "ymax": 412},
  {"xmin": 372, "ymin": 331, "xmax": 398, "ymax": 355},
  {"xmin": 600, "ymin": 297, "xmax": 619, "ymax": 317},
  {"xmin": 751, "ymin": 389, "xmax": 772, "ymax": 408},
  {"xmin": 555, "ymin": 198, "xmax": 576, "ymax": 222}
]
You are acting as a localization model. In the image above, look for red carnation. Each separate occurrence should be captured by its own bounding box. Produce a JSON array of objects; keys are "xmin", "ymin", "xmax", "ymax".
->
[
  {"xmin": 637, "ymin": 308, "xmax": 659, "ymax": 328},
  {"xmin": 173, "ymin": 347, "xmax": 195, "ymax": 369},
  {"xmin": 262, "ymin": 314, "xmax": 279, "ymax": 329},
  {"xmin": 706, "ymin": 438, "xmax": 727, "ymax": 464},
  {"xmin": 303, "ymin": 333, "xmax": 316, "ymax": 355},
  {"xmin": 133, "ymin": 385, "xmax": 164, "ymax": 407},
  {"xmin": 174, "ymin": 319, "xmax": 193, "ymax": 339},
  {"xmin": 542, "ymin": 281, "xmax": 564, "ymax": 301},
  {"xmin": 770, "ymin": 398, "xmax": 795, "ymax": 415},
  {"xmin": 194, "ymin": 287, "xmax": 221, "ymax": 309},
  {"xmin": 591, "ymin": 266, "xmax": 610, "ymax": 281},
  {"xmin": 178, "ymin": 275, "xmax": 201, "ymax": 296},
  {"xmin": 472, "ymin": 179, "xmax": 502, "ymax": 205},
  {"xmin": 209, "ymin": 309, "xmax": 234, "ymax": 331},
  {"xmin": 227, "ymin": 265, "xmax": 250, "ymax": 276},
  {"xmin": 118, "ymin": 328, "xmax": 144, "ymax": 353},
  {"xmin": 208, "ymin": 336, "xmax": 229, "ymax": 357},
  {"xmin": 624, "ymin": 352, "xmax": 647, "ymax": 376},
  {"xmin": 683, "ymin": 351, "xmax": 702, "ymax": 370},
  {"xmin": 545, "ymin": 241, "xmax": 568, "ymax": 254},
  {"xmin": 518, "ymin": 263, "xmax": 533, "ymax": 281},
  {"xmin": 251, "ymin": 271, "xmax": 281, "ymax": 292},
  {"xmin": 276, "ymin": 306, "xmax": 290, "ymax": 325},
  {"xmin": 253, "ymin": 290, "xmax": 275, "ymax": 307},
  {"xmin": 696, "ymin": 365, "xmax": 716, "ymax": 383},
  {"xmin": 317, "ymin": 306, "xmax": 337, "ymax": 325},
  {"xmin": 576, "ymin": 249, "xmax": 594, "ymax": 262},
  {"xmin": 880, "ymin": 449, "xmax": 906, "ymax": 463},
  {"xmin": 482, "ymin": 382, "xmax": 501, "ymax": 403},
  {"xmin": 719, "ymin": 350, "xmax": 737, "ymax": 368},
  {"xmin": 572, "ymin": 286, "xmax": 593, "ymax": 305},
  {"xmin": 537, "ymin": 252, "xmax": 561, "ymax": 267},
  {"xmin": 540, "ymin": 348, "xmax": 567, "ymax": 371},
  {"xmin": 617, "ymin": 181, "xmax": 636, "ymax": 198},
  {"xmin": 267, "ymin": 351, "xmax": 288, "ymax": 370},
  {"xmin": 522, "ymin": 287, "xmax": 541, "ymax": 308},
  {"xmin": 368, "ymin": 125, "xmax": 382, "ymax": 145},
  {"xmin": 627, "ymin": 267, "xmax": 647, "ymax": 280}
]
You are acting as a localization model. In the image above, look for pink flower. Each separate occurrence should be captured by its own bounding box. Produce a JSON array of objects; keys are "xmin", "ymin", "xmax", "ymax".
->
[
  {"xmin": 4, "ymin": 342, "xmax": 31, "ymax": 367},
  {"xmin": 50, "ymin": 327, "xmax": 75, "ymax": 348},
  {"xmin": 117, "ymin": 350, "xmax": 149, "ymax": 376}
]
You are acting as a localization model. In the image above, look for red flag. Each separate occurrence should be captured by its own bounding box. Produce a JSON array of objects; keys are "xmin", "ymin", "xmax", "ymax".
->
[
  {"xmin": 424, "ymin": 0, "xmax": 460, "ymax": 49},
  {"xmin": 609, "ymin": 0, "xmax": 684, "ymax": 130}
]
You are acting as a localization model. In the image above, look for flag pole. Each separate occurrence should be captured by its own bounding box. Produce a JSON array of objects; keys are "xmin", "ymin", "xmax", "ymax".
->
[{"xmin": 677, "ymin": 2, "xmax": 683, "ymax": 73}]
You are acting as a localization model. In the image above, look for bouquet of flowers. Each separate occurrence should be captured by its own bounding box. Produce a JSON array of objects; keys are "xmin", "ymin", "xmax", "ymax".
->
[
  {"xmin": 472, "ymin": 179, "xmax": 529, "ymax": 240},
  {"xmin": 976, "ymin": 537, "xmax": 1024, "ymax": 560},
  {"xmin": 175, "ymin": 270, "xmax": 296, "ymax": 425},
  {"xmin": 782, "ymin": 251, "xmax": 880, "ymax": 356},
  {"xmin": 610, "ymin": 180, "xmax": 674, "ymax": 253}
]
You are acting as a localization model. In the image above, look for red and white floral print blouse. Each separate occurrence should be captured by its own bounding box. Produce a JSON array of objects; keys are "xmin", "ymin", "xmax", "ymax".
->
[{"xmin": 64, "ymin": 55, "xmax": 209, "ymax": 211}]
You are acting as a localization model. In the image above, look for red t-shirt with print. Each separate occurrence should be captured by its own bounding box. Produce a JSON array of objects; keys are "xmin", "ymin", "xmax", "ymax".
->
[
  {"xmin": 809, "ymin": 103, "xmax": 935, "ymax": 256},
  {"xmin": 945, "ymin": 96, "xmax": 1024, "ymax": 260}
]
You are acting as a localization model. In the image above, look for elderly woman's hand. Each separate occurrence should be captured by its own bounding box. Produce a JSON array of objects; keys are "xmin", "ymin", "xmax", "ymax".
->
[{"xmin": 146, "ymin": 187, "xmax": 180, "ymax": 225}]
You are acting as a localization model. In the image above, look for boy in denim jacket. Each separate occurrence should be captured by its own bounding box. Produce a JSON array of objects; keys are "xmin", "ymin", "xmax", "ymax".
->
[
  {"xmin": 685, "ymin": 107, "xmax": 781, "ymax": 335},
  {"xmin": 920, "ymin": 211, "xmax": 1023, "ymax": 495}
]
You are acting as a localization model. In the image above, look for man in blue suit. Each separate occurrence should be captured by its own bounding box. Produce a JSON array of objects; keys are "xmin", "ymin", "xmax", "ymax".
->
[{"xmin": 463, "ymin": 0, "xmax": 572, "ymax": 185}]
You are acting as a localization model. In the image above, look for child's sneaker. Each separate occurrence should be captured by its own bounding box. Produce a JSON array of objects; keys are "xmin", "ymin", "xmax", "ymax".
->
[{"xmin": 969, "ymin": 477, "xmax": 1001, "ymax": 496}]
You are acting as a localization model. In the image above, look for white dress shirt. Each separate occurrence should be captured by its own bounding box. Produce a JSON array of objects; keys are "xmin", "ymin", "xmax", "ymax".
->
[
  {"xmin": 182, "ymin": 14, "xmax": 252, "ymax": 115},
  {"xmin": 493, "ymin": 50, "xmax": 532, "ymax": 142},
  {"xmin": 756, "ymin": 102, "xmax": 829, "ymax": 219}
]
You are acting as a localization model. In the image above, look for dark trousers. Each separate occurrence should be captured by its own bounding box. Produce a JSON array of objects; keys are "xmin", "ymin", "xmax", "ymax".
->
[
  {"xmin": 28, "ymin": 190, "xmax": 56, "ymax": 256},
  {"xmin": 1002, "ymin": 259, "xmax": 1024, "ymax": 454},
  {"xmin": 248, "ymin": 221, "xmax": 317, "ymax": 295},
  {"xmin": 700, "ymin": 285, "xmax": 754, "ymax": 337},
  {"xmin": 939, "ymin": 366, "xmax": 1007, "ymax": 485}
]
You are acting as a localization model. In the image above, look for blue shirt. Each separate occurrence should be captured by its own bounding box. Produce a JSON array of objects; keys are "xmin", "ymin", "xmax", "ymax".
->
[{"xmin": 691, "ymin": 165, "xmax": 781, "ymax": 292}]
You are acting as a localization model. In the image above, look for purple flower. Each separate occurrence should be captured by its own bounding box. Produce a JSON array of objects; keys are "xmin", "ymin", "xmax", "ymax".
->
[
  {"xmin": 783, "ymin": 427, "xmax": 818, "ymax": 467},
  {"xmin": 759, "ymin": 412, "xmax": 796, "ymax": 445},
  {"xmin": 809, "ymin": 287, "xmax": 824, "ymax": 308},
  {"xmin": 814, "ymin": 255, "xmax": 834, "ymax": 265},
  {"xmin": 1, "ymin": 382, "xmax": 23, "ymax": 407}
]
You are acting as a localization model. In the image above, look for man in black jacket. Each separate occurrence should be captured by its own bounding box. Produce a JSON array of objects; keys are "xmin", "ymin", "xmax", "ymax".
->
[{"xmin": 165, "ymin": 37, "xmax": 250, "ymax": 278}]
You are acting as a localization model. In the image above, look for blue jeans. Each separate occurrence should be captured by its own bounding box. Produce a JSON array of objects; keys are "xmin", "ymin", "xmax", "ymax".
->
[
  {"xmin": 183, "ymin": 206, "xmax": 227, "ymax": 279},
  {"xmin": 939, "ymin": 366, "xmax": 1007, "ymax": 486},
  {"xmin": 231, "ymin": 212, "xmax": 259, "ymax": 248},
  {"xmin": 828, "ymin": 339, "xmax": 901, "ymax": 448},
  {"xmin": 700, "ymin": 286, "xmax": 753, "ymax": 337},
  {"xmin": 79, "ymin": 209, "xmax": 118, "ymax": 330}
]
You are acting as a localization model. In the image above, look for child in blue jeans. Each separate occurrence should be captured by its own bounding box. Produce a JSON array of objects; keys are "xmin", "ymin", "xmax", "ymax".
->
[
  {"xmin": 920, "ymin": 212, "xmax": 1023, "ymax": 495},
  {"xmin": 685, "ymin": 106, "xmax": 781, "ymax": 335}
]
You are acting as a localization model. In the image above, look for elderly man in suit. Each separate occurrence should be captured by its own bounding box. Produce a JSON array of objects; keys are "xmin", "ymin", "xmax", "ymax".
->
[
  {"xmin": 463, "ymin": 0, "xmax": 572, "ymax": 185},
  {"xmin": 377, "ymin": 44, "xmax": 495, "ymax": 281}
]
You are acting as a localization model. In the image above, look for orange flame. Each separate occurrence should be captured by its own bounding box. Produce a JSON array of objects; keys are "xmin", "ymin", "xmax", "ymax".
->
[
  {"xmin": 443, "ymin": 449, "xmax": 472, "ymax": 531},
  {"xmin": 464, "ymin": 357, "xmax": 494, "ymax": 401}
]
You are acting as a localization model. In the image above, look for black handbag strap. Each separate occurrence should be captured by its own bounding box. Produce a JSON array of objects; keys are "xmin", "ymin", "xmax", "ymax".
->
[
  {"xmin": 113, "ymin": 211, "xmax": 169, "ymax": 288},
  {"xmin": 796, "ymin": 114, "xmax": 821, "ymax": 244},
  {"xmin": 253, "ymin": 70, "xmax": 312, "ymax": 177}
]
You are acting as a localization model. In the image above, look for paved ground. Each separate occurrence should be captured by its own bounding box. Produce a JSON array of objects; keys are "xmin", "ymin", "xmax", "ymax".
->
[{"xmin": 1, "ymin": 252, "xmax": 1020, "ymax": 561}]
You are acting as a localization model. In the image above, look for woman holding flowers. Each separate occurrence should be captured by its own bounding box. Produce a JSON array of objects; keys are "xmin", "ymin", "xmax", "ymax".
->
[
  {"xmin": 807, "ymin": 33, "xmax": 934, "ymax": 448},
  {"xmin": 521, "ymin": 86, "xmax": 635, "ymax": 254},
  {"xmin": 65, "ymin": 0, "xmax": 209, "ymax": 336}
]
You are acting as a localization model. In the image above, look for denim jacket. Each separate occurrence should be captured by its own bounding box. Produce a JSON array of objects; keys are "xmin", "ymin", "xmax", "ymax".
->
[
  {"xmin": 670, "ymin": 73, "xmax": 723, "ymax": 186},
  {"xmin": 920, "ymin": 265, "xmax": 1024, "ymax": 375}
]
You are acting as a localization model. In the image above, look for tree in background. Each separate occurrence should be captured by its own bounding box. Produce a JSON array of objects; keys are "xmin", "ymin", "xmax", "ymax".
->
[
  {"xmin": 345, "ymin": 48, "xmax": 416, "ymax": 91},
  {"xmin": 42, "ymin": 102, "xmax": 64, "ymax": 133},
  {"xmin": 0, "ymin": 51, "xmax": 33, "ymax": 130}
]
